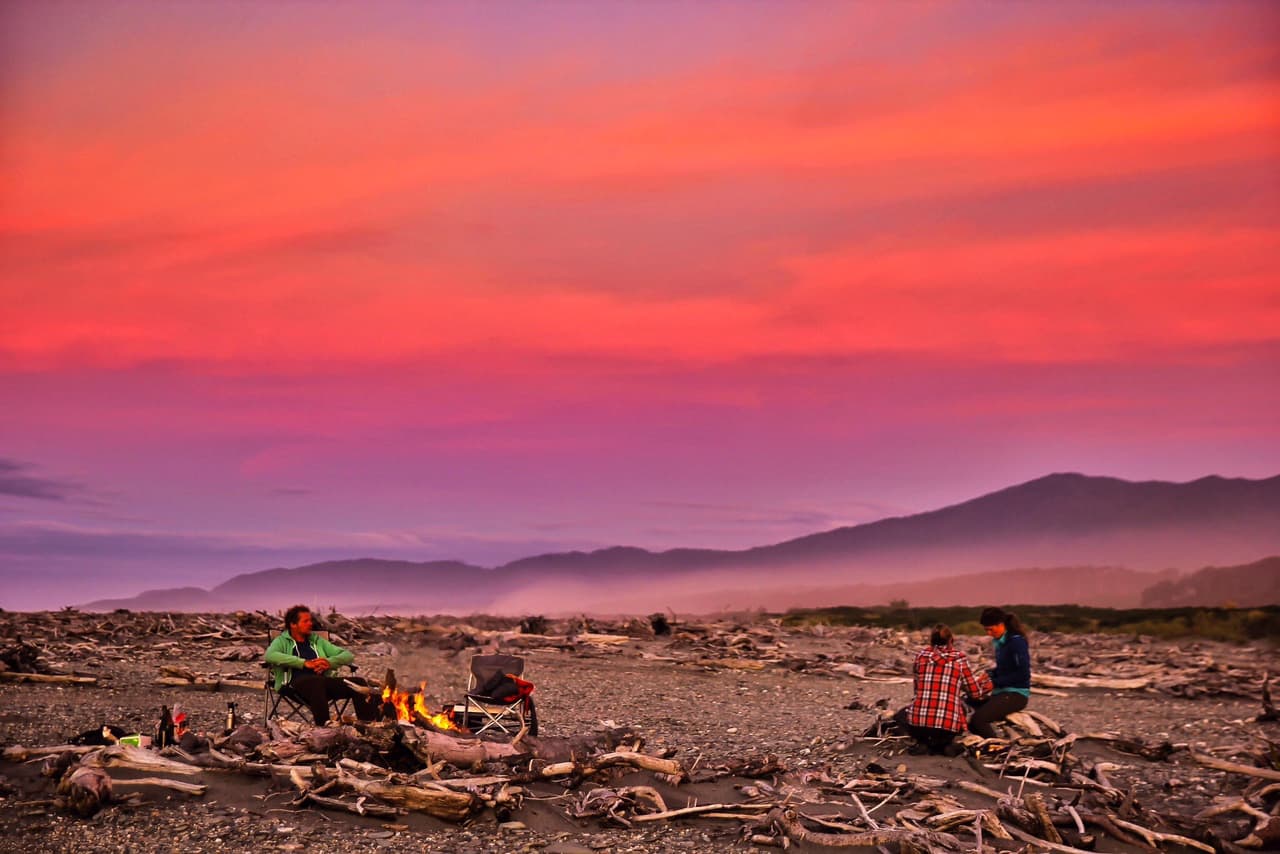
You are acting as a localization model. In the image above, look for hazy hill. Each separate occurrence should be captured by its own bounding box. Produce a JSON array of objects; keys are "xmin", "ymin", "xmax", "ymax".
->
[
  {"xmin": 86, "ymin": 558, "xmax": 492, "ymax": 614},
  {"xmin": 1140, "ymin": 556, "xmax": 1280, "ymax": 607},
  {"xmin": 786, "ymin": 566, "xmax": 1175, "ymax": 611},
  {"xmin": 82, "ymin": 472, "xmax": 1280, "ymax": 614}
]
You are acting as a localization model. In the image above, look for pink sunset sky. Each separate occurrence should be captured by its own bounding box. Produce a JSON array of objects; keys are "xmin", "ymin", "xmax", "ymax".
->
[{"xmin": 1, "ymin": 2, "xmax": 1278, "ymax": 609}]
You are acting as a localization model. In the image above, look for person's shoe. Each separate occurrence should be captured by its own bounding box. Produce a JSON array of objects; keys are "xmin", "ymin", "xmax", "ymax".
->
[{"xmin": 942, "ymin": 742, "xmax": 965, "ymax": 758}]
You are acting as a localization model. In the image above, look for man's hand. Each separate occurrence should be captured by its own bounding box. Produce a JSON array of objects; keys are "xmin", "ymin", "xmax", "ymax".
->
[{"xmin": 304, "ymin": 658, "xmax": 331, "ymax": 673}]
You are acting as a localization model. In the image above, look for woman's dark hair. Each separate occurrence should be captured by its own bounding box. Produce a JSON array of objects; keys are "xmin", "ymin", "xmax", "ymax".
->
[
  {"xmin": 979, "ymin": 607, "xmax": 1027, "ymax": 636},
  {"xmin": 284, "ymin": 604, "xmax": 311, "ymax": 630},
  {"xmin": 929, "ymin": 623, "xmax": 954, "ymax": 647}
]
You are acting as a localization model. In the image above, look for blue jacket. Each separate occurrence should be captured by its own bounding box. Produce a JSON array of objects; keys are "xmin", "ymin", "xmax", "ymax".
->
[{"xmin": 990, "ymin": 632, "xmax": 1031, "ymax": 695}]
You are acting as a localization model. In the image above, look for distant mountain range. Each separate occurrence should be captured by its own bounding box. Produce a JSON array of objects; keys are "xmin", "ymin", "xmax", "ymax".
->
[{"xmin": 83, "ymin": 472, "xmax": 1280, "ymax": 614}]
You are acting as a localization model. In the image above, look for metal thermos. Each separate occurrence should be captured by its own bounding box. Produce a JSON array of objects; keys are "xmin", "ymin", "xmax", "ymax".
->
[{"xmin": 225, "ymin": 701, "xmax": 238, "ymax": 732}]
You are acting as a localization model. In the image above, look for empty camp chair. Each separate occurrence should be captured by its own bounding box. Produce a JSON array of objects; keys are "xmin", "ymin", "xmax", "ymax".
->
[
  {"xmin": 455, "ymin": 653, "xmax": 538, "ymax": 736},
  {"xmin": 263, "ymin": 631, "xmax": 357, "ymax": 723}
]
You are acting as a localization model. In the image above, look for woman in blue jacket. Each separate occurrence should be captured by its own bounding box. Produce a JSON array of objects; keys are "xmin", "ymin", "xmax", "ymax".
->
[{"xmin": 967, "ymin": 606, "xmax": 1031, "ymax": 738}]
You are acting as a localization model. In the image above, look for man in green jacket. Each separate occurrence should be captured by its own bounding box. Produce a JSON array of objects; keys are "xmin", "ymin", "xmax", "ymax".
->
[{"xmin": 265, "ymin": 605, "xmax": 378, "ymax": 725}]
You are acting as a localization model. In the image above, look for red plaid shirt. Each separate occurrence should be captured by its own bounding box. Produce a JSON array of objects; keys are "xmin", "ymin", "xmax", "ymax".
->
[{"xmin": 908, "ymin": 645, "xmax": 989, "ymax": 733}]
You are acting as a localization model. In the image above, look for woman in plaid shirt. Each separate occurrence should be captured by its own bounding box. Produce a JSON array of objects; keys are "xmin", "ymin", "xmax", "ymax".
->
[{"xmin": 894, "ymin": 623, "xmax": 989, "ymax": 753}]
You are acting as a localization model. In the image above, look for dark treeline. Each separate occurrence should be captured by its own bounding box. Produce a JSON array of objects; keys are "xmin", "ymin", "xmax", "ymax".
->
[{"xmin": 781, "ymin": 603, "xmax": 1280, "ymax": 643}]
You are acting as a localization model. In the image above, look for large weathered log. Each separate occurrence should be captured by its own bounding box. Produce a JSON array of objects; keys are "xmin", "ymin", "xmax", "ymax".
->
[
  {"xmin": 576, "ymin": 632, "xmax": 631, "ymax": 645},
  {"xmin": 83, "ymin": 744, "xmax": 204, "ymax": 776},
  {"xmin": 399, "ymin": 725, "xmax": 507, "ymax": 769},
  {"xmin": 2, "ymin": 745, "xmax": 96, "ymax": 762},
  {"xmin": 536, "ymin": 751, "xmax": 684, "ymax": 780},
  {"xmin": 1033, "ymin": 673, "xmax": 1151, "ymax": 690},
  {"xmin": 398, "ymin": 722, "xmax": 644, "ymax": 771},
  {"xmin": 334, "ymin": 767, "xmax": 476, "ymax": 822},
  {"xmin": 152, "ymin": 676, "xmax": 262, "ymax": 691}
]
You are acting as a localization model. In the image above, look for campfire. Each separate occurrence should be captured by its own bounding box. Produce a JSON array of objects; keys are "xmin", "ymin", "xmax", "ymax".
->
[{"xmin": 381, "ymin": 681, "xmax": 457, "ymax": 731}]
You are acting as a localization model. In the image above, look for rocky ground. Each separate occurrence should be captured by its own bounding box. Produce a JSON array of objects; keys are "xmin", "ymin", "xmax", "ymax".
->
[{"xmin": 1, "ymin": 610, "xmax": 1277, "ymax": 853}]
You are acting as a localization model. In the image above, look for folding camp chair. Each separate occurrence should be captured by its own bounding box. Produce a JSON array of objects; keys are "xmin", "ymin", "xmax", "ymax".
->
[
  {"xmin": 263, "ymin": 631, "xmax": 357, "ymax": 724},
  {"xmin": 452, "ymin": 653, "xmax": 538, "ymax": 736}
]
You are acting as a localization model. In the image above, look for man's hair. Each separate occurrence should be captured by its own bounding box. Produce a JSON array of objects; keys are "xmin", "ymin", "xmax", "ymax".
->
[
  {"xmin": 284, "ymin": 604, "xmax": 311, "ymax": 630},
  {"xmin": 929, "ymin": 623, "xmax": 954, "ymax": 647}
]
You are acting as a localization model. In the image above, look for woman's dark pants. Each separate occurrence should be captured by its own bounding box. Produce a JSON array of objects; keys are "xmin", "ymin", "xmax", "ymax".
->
[{"xmin": 966, "ymin": 692, "xmax": 1028, "ymax": 738}]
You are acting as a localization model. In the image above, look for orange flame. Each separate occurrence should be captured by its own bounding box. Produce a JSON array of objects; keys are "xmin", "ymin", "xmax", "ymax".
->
[{"xmin": 380, "ymin": 681, "xmax": 456, "ymax": 730}]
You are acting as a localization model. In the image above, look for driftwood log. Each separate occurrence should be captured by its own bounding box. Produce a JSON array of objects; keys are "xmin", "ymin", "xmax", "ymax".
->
[
  {"xmin": 0, "ymin": 672, "xmax": 97, "ymax": 685},
  {"xmin": 57, "ymin": 766, "xmax": 113, "ymax": 817}
]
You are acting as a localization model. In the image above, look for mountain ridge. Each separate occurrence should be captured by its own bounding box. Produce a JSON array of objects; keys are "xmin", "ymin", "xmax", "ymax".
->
[{"xmin": 81, "ymin": 471, "xmax": 1280, "ymax": 613}]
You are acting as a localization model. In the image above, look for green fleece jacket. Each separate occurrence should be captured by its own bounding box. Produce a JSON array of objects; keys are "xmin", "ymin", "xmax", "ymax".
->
[{"xmin": 265, "ymin": 632, "xmax": 355, "ymax": 691}]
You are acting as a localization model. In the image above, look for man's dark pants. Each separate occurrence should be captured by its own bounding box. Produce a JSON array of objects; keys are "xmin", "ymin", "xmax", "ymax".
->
[{"xmin": 285, "ymin": 671, "xmax": 379, "ymax": 725}]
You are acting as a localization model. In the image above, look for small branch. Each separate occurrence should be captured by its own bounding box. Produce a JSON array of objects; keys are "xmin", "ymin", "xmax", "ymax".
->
[
  {"xmin": 1110, "ymin": 817, "xmax": 1215, "ymax": 853},
  {"xmin": 1005, "ymin": 824, "xmax": 1103, "ymax": 854},
  {"xmin": 110, "ymin": 777, "xmax": 207, "ymax": 796},
  {"xmin": 0, "ymin": 672, "xmax": 97, "ymax": 685},
  {"xmin": 1190, "ymin": 751, "xmax": 1280, "ymax": 782}
]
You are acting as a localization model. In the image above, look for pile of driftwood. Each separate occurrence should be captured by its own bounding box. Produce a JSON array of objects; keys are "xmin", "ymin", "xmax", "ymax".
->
[
  {"xmin": 7, "ymin": 690, "xmax": 1279, "ymax": 851},
  {"xmin": 11, "ymin": 608, "xmax": 1270, "ymax": 702},
  {"xmin": 862, "ymin": 701, "xmax": 1280, "ymax": 852},
  {"xmin": 1030, "ymin": 634, "xmax": 1275, "ymax": 700}
]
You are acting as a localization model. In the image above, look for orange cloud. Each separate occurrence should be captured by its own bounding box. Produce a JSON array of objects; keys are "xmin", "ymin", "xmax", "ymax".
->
[{"xmin": 2, "ymin": 3, "xmax": 1277, "ymax": 371}]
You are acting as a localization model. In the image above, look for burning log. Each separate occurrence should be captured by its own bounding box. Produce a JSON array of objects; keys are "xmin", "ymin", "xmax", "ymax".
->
[{"xmin": 379, "ymin": 672, "xmax": 458, "ymax": 731}]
